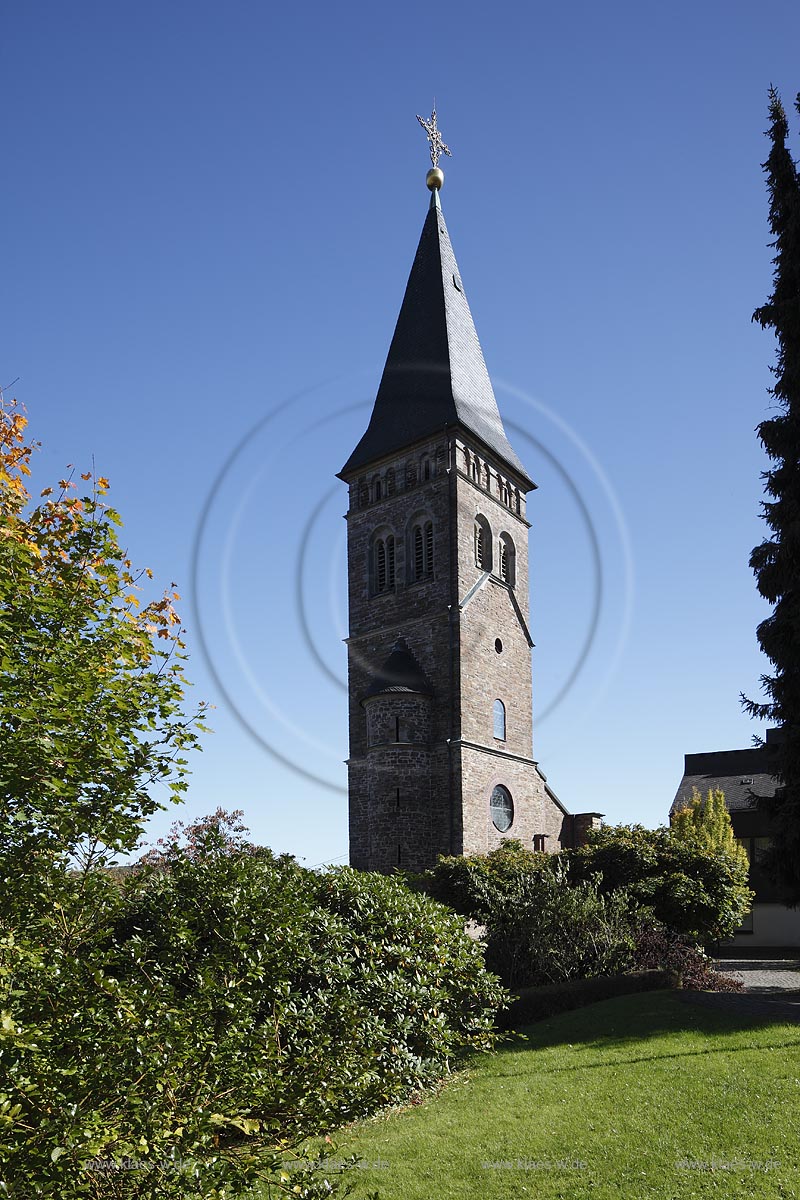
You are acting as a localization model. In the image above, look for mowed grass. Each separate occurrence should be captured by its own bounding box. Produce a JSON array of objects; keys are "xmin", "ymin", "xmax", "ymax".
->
[{"xmin": 323, "ymin": 992, "xmax": 800, "ymax": 1200}]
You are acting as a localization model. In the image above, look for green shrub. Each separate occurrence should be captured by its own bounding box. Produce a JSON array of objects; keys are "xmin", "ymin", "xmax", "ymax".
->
[
  {"xmin": 562, "ymin": 824, "xmax": 754, "ymax": 942},
  {"xmin": 422, "ymin": 842, "xmax": 639, "ymax": 988},
  {"xmin": 0, "ymin": 837, "xmax": 509, "ymax": 1198}
]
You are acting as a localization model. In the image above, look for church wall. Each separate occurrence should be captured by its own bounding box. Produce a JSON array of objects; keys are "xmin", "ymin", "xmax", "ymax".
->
[
  {"xmin": 459, "ymin": 745, "xmax": 562, "ymax": 855},
  {"xmin": 344, "ymin": 436, "xmax": 459, "ymax": 869},
  {"xmin": 344, "ymin": 436, "xmax": 454, "ymax": 762}
]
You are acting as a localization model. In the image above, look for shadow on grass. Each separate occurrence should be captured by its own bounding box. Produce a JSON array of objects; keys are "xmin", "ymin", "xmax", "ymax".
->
[{"xmin": 496, "ymin": 989, "xmax": 800, "ymax": 1061}]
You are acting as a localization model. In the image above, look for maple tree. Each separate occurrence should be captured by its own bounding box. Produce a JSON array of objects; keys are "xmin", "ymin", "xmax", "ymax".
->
[{"xmin": 0, "ymin": 396, "xmax": 207, "ymax": 918}]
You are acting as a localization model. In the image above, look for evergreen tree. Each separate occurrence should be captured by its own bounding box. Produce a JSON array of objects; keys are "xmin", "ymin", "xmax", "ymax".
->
[
  {"xmin": 671, "ymin": 788, "xmax": 749, "ymax": 868},
  {"xmin": 744, "ymin": 87, "xmax": 800, "ymax": 900}
]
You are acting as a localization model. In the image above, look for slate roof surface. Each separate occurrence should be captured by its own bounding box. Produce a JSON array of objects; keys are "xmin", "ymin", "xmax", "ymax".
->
[
  {"xmin": 362, "ymin": 638, "xmax": 434, "ymax": 701},
  {"xmin": 340, "ymin": 193, "xmax": 534, "ymax": 488},
  {"xmin": 670, "ymin": 746, "xmax": 780, "ymax": 816}
]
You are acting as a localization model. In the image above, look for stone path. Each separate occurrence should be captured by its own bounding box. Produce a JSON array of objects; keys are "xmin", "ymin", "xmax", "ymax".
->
[
  {"xmin": 713, "ymin": 958, "xmax": 800, "ymax": 993},
  {"xmin": 678, "ymin": 957, "xmax": 800, "ymax": 1023}
]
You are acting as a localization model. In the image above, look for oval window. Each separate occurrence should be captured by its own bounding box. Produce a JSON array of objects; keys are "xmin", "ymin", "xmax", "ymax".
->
[{"xmin": 490, "ymin": 785, "xmax": 514, "ymax": 832}]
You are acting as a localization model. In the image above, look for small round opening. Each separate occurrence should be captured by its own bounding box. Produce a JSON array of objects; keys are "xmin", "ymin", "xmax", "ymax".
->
[{"xmin": 494, "ymin": 638, "xmax": 503, "ymax": 654}]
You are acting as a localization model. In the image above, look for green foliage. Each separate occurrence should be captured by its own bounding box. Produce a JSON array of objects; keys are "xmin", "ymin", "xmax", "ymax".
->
[
  {"xmin": 0, "ymin": 398, "xmax": 207, "ymax": 922},
  {"xmin": 563, "ymin": 823, "xmax": 753, "ymax": 943},
  {"xmin": 422, "ymin": 841, "xmax": 639, "ymax": 988},
  {"xmin": 671, "ymin": 788, "xmax": 749, "ymax": 868},
  {"xmin": 0, "ymin": 407, "xmax": 507, "ymax": 1197},
  {"xmin": 744, "ymin": 87, "xmax": 800, "ymax": 900},
  {"xmin": 1, "ymin": 828, "xmax": 508, "ymax": 1197}
]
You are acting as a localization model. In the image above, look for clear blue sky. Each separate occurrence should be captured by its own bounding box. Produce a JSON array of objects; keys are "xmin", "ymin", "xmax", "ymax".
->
[{"xmin": 5, "ymin": 1, "xmax": 800, "ymax": 864}]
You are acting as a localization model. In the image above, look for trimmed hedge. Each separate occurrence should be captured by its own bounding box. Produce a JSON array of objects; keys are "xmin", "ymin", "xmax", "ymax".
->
[{"xmin": 498, "ymin": 970, "xmax": 676, "ymax": 1027}]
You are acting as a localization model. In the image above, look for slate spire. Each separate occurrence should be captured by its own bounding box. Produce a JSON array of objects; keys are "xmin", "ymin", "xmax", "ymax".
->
[{"xmin": 340, "ymin": 174, "xmax": 533, "ymax": 488}]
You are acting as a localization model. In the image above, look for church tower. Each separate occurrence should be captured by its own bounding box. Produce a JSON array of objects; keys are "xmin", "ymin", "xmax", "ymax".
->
[{"xmin": 338, "ymin": 117, "xmax": 576, "ymax": 872}]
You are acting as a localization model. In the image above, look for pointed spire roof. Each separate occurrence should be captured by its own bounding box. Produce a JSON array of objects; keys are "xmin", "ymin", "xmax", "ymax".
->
[{"xmin": 340, "ymin": 188, "xmax": 534, "ymax": 489}]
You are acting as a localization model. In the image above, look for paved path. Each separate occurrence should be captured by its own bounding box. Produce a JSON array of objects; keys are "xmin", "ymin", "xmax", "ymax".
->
[
  {"xmin": 713, "ymin": 957, "xmax": 800, "ymax": 993},
  {"xmin": 678, "ymin": 957, "xmax": 800, "ymax": 1023}
]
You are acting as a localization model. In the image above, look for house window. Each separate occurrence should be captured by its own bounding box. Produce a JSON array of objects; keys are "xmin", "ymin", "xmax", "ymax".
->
[
  {"xmin": 490, "ymin": 785, "xmax": 513, "ymax": 832},
  {"xmin": 493, "ymin": 699, "xmax": 506, "ymax": 740},
  {"xmin": 532, "ymin": 834, "xmax": 546, "ymax": 853},
  {"xmin": 498, "ymin": 533, "xmax": 516, "ymax": 586}
]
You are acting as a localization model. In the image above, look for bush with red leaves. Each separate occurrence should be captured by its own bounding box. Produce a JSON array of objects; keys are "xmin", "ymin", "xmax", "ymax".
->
[{"xmin": 633, "ymin": 926, "xmax": 743, "ymax": 992}]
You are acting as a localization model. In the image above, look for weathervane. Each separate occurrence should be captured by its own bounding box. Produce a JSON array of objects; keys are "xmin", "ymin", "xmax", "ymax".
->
[{"xmin": 417, "ymin": 106, "xmax": 451, "ymax": 192}]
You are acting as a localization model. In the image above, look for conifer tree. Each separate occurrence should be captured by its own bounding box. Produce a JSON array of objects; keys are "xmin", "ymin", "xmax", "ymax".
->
[
  {"xmin": 671, "ymin": 788, "xmax": 749, "ymax": 869},
  {"xmin": 744, "ymin": 87, "xmax": 800, "ymax": 900}
]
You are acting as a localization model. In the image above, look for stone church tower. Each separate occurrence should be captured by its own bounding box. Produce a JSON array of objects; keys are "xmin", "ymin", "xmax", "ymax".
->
[{"xmin": 338, "ymin": 146, "xmax": 596, "ymax": 872}]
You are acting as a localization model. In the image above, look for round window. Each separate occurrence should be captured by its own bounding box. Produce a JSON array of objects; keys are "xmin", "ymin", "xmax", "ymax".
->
[{"xmin": 490, "ymin": 785, "xmax": 514, "ymax": 832}]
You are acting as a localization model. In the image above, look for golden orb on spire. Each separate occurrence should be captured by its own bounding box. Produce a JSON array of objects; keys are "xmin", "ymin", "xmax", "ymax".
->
[{"xmin": 426, "ymin": 167, "xmax": 444, "ymax": 191}]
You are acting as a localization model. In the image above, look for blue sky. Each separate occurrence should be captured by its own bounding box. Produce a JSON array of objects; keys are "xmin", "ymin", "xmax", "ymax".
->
[{"xmin": 5, "ymin": 1, "xmax": 800, "ymax": 864}]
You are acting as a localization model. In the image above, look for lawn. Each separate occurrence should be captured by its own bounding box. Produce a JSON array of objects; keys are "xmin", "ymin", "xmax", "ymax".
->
[{"xmin": 315, "ymin": 991, "xmax": 800, "ymax": 1199}]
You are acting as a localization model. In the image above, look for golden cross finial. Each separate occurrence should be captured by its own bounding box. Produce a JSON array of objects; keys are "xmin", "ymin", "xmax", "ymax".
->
[{"xmin": 416, "ymin": 106, "xmax": 452, "ymax": 170}]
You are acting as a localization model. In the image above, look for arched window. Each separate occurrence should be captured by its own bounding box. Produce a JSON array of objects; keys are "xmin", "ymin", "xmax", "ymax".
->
[
  {"xmin": 358, "ymin": 479, "xmax": 369, "ymax": 508},
  {"xmin": 474, "ymin": 515, "xmax": 492, "ymax": 572},
  {"xmin": 490, "ymin": 784, "xmax": 513, "ymax": 832},
  {"xmin": 471, "ymin": 457, "xmax": 480, "ymax": 482},
  {"xmin": 386, "ymin": 468, "xmax": 395, "ymax": 496},
  {"xmin": 493, "ymin": 699, "xmax": 506, "ymax": 741},
  {"xmin": 464, "ymin": 447, "xmax": 471, "ymax": 472},
  {"xmin": 498, "ymin": 533, "xmax": 516, "ymax": 586},
  {"xmin": 370, "ymin": 531, "xmax": 395, "ymax": 595},
  {"xmin": 410, "ymin": 518, "xmax": 434, "ymax": 580},
  {"xmin": 420, "ymin": 455, "xmax": 432, "ymax": 481},
  {"xmin": 373, "ymin": 475, "xmax": 382, "ymax": 502},
  {"xmin": 483, "ymin": 463, "xmax": 491, "ymax": 490}
]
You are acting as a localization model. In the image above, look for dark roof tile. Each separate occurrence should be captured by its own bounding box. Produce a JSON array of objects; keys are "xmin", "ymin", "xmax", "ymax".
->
[{"xmin": 340, "ymin": 194, "xmax": 533, "ymax": 488}]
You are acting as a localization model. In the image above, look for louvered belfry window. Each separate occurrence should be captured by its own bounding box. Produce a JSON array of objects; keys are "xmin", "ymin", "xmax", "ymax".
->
[
  {"xmin": 414, "ymin": 526, "xmax": 424, "ymax": 578},
  {"xmin": 387, "ymin": 537, "xmax": 395, "ymax": 588},
  {"xmin": 376, "ymin": 541, "xmax": 387, "ymax": 591},
  {"xmin": 475, "ymin": 522, "xmax": 485, "ymax": 569},
  {"xmin": 424, "ymin": 522, "xmax": 433, "ymax": 574},
  {"xmin": 373, "ymin": 534, "xmax": 395, "ymax": 595}
]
